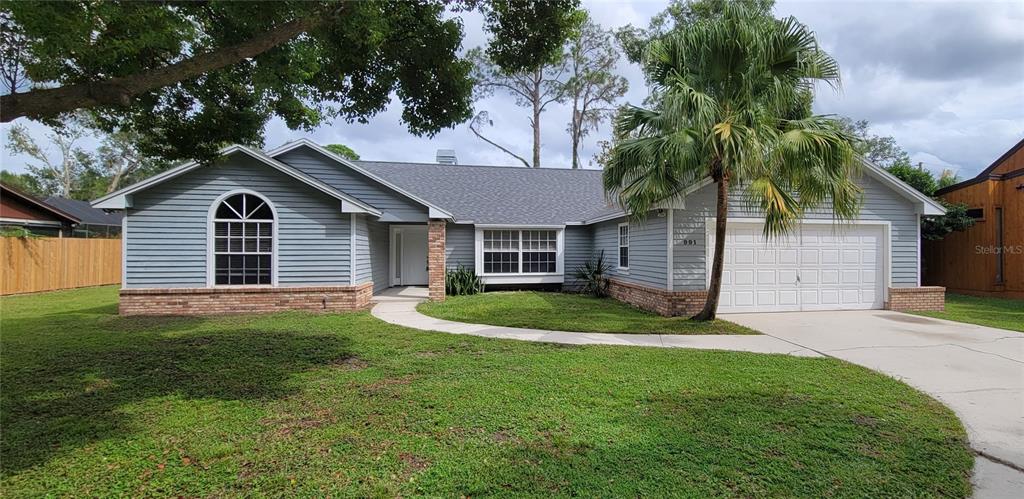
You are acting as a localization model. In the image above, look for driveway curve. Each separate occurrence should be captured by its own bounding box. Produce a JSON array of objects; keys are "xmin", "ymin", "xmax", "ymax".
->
[
  {"xmin": 371, "ymin": 288, "xmax": 1023, "ymax": 498},
  {"xmin": 726, "ymin": 310, "xmax": 1023, "ymax": 498}
]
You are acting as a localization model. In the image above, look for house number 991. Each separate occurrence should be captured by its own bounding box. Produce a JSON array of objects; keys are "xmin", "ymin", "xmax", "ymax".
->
[{"xmin": 680, "ymin": 239, "xmax": 697, "ymax": 246}]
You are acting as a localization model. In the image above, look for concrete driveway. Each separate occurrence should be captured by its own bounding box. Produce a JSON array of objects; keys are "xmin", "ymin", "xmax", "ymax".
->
[{"xmin": 725, "ymin": 310, "xmax": 1024, "ymax": 498}]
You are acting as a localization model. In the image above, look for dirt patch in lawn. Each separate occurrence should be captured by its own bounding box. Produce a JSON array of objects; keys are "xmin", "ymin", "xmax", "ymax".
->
[{"xmin": 332, "ymin": 356, "xmax": 370, "ymax": 370}]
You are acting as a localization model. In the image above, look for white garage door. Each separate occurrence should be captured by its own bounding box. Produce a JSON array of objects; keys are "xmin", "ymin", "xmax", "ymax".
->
[{"xmin": 712, "ymin": 222, "xmax": 886, "ymax": 313}]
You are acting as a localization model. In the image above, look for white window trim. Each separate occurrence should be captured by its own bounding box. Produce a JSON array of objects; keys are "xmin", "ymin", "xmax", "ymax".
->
[
  {"xmin": 617, "ymin": 222, "xmax": 630, "ymax": 271},
  {"xmin": 206, "ymin": 189, "xmax": 279, "ymax": 287},
  {"xmin": 474, "ymin": 227, "xmax": 564, "ymax": 284}
]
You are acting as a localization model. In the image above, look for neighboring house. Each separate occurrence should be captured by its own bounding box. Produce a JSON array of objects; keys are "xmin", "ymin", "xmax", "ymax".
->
[
  {"xmin": 44, "ymin": 196, "xmax": 124, "ymax": 238},
  {"xmin": 1, "ymin": 183, "xmax": 80, "ymax": 237},
  {"xmin": 93, "ymin": 139, "xmax": 946, "ymax": 316},
  {"xmin": 925, "ymin": 138, "xmax": 1024, "ymax": 299}
]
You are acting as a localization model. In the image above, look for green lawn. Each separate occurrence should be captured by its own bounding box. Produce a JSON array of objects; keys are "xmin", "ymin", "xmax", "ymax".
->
[
  {"xmin": 1, "ymin": 286, "xmax": 972, "ymax": 497},
  {"xmin": 912, "ymin": 293, "xmax": 1024, "ymax": 332},
  {"xmin": 418, "ymin": 291, "xmax": 758, "ymax": 334}
]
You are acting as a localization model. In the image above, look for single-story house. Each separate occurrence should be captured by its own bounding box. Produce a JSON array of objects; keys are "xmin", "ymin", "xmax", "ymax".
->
[
  {"xmin": 924, "ymin": 138, "xmax": 1023, "ymax": 299},
  {"xmin": 44, "ymin": 196, "xmax": 124, "ymax": 238},
  {"xmin": 93, "ymin": 138, "xmax": 947, "ymax": 316},
  {"xmin": 1, "ymin": 182, "xmax": 80, "ymax": 237}
]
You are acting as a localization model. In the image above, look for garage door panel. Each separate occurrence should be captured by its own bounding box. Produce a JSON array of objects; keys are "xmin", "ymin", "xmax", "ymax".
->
[
  {"xmin": 842, "ymin": 250, "xmax": 860, "ymax": 264},
  {"xmin": 779, "ymin": 290, "xmax": 798, "ymax": 306},
  {"xmin": 735, "ymin": 249, "xmax": 754, "ymax": 264},
  {"xmin": 734, "ymin": 291, "xmax": 754, "ymax": 306},
  {"xmin": 800, "ymin": 249, "xmax": 819, "ymax": 264},
  {"xmin": 714, "ymin": 222, "xmax": 886, "ymax": 313}
]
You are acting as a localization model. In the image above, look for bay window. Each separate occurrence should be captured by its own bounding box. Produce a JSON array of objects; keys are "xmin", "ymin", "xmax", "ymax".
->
[{"xmin": 479, "ymin": 228, "xmax": 561, "ymax": 277}]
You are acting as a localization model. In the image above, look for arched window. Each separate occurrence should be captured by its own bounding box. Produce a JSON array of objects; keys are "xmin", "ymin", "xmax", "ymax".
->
[{"xmin": 212, "ymin": 192, "xmax": 274, "ymax": 285}]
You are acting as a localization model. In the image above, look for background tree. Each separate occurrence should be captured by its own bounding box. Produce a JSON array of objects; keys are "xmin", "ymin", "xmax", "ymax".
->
[
  {"xmin": 604, "ymin": 4, "xmax": 861, "ymax": 321},
  {"xmin": 837, "ymin": 116, "xmax": 974, "ymax": 240},
  {"xmin": 468, "ymin": 47, "xmax": 572, "ymax": 168},
  {"xmin": 468, "ymin": 110, "xmax": 530, "ymax": 167},
  {"xmin": 836, "ymin": 117, "xmax": 911, "ymax": 168},
  {"xmin": 6, "ymin": 116, "xmax": 93, "ymax": 198},
  {"xmin": 0, "ymin": 170, "xmax": 43, "ymax": 197},
  {"xmin": 325, "ymin": 144, "xmax": 360, "ymax": 161},
  {"xmin": 93, "ymin": 129, "xmax": 167, "ymax": 194},
  {"xmin": 564, "ymin": 17, "xmax": 629, "ymax": 169},
  {"xmin": 0, "ymin": 0, "xmax": 580, "ymax": 163},
  {"xmin": 5, "ymin": 116, "xmax": 170, "ymax": 199}
]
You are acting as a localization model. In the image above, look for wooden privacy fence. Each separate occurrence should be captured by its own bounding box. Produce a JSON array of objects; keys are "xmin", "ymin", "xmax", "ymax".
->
[{"xmin": 1, "ymin": 237, "xmax": 121, "ymax": 295}]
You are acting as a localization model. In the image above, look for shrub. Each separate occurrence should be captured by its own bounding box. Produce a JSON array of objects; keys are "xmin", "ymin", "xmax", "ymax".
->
[
  {"xmin": 446, "ymin": 266, "xmax": 484, "ymax": 295},
  {"xmin": 573, "ymin": 250, "xmax": 611, "ymax": 297}
]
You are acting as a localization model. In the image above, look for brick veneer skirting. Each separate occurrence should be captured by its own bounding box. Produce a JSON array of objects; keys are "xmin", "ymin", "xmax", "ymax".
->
[
  {"xmin": 885, "ymin": 286, "xmax": 945, "ymax": 312},
  {"xmin": 607, "ymin": 279, "xmax": 708, "ymax": 317},
  {"xmin": 119, "ymin": 283, "xmax": 374, "ymax": 316}
]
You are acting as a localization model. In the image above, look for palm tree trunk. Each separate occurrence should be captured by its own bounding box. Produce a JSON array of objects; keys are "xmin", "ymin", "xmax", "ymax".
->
[{"xmin": 692, "ymin": 175, "xmax": 729, "ymax": 321}]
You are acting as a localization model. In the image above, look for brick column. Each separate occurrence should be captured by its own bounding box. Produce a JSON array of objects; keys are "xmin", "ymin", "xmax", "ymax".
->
[{"xmin": 427, "ymin": 220, "xmax": 446, "ymax": 302}]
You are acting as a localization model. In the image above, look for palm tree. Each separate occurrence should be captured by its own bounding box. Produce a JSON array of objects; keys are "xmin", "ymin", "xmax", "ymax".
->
[{"xmin": 603, "ymin": 4, "xmax": 862, "ymax": 321}]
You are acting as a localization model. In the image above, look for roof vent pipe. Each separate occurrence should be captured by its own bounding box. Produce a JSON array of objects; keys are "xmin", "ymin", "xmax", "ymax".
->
[{"xmin": 436, "ymin": 149, "xmax": 457, "ymax": 165}]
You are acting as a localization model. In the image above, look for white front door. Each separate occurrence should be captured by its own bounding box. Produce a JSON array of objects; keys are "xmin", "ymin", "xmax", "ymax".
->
[
  {"xmin": 393, "ymin": 226, "xmax": 429, "ymax": 286},
  {"xmin": 712, "ymin": 222, "xmax": 886, "ymax": 313}
]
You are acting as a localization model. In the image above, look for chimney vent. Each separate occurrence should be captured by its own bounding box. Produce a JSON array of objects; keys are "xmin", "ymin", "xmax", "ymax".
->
[{"xmin": 436, "ymin": 149, "xmax": 457, "ymax": 165}]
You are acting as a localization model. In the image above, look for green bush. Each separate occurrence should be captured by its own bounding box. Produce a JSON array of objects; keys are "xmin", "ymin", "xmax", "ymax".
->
[
  {"xmin": 446, "ymin": 266, "xmax": 484, "ymax": 295},
  {"xmin": 573, "ymin": 250, "xmax": 611, "ymax": 297}
]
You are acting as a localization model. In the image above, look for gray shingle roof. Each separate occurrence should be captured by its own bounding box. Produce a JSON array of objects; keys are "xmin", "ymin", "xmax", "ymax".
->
[
  {"xmin": 44, "ymin": 197, "xmax": 123, "ymax": 226},
  {"xmin": 352, "ymin": 161, "xmax": 622, "ymax": 225}
]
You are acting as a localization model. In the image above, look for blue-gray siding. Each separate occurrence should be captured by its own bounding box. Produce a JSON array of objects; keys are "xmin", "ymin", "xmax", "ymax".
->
[
  {"xmin": 354, "ymin": 214, "xmax": 390, "ymax": 293},
  {"xmin": 563, "ymin": 225, "xmax": 593, "ymax": 288},
  {"xmin": 125, "ymin": 153, "xmax": 351, "ymax": 288},
  {"xmin": 672, "ymin": 174, "xmax": 920, "ymax": 290},
  {"xmin": 445, "ymin": 223, "xmax": 475, "ymax": 269},
  {"xmin": 593, "ymin": 213, "xmax": 668, "ymax": 290},
  {"xmin": 275, "ymin": 147, "xmax": 428, "ymax": 222}
]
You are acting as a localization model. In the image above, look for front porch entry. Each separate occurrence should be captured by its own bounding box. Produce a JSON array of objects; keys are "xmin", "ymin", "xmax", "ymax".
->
[{"xmin": 390, "ymin": 225, "xmax": 429, "ymax": 286}]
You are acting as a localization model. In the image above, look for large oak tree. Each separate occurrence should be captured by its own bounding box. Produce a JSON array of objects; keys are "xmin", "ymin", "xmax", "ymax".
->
[{"xmin": 0, "ymin": 0, "xmax": 580, "ymax": 163}]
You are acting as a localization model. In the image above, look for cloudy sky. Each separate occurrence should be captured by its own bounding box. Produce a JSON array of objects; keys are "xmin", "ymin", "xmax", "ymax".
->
[{"xmin": 2, "ymin": 0, "xmax": 1022, "ymax": 180}]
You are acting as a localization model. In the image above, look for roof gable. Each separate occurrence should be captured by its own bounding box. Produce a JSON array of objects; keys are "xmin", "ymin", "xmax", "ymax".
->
[
  {"xmin": 91, "ymin": 145, "xmax": 379, "ymax": 216},
  {"xmin": 1, "ymin": 183, "xmax": 80, "ymax": 224},
  {"xmin": 266, "ymin": 139, "xmax": 452, "ymax": 220},
  {"xmin": 935, "ymin": 137, "xmax": 1024, "ymax": 196}
]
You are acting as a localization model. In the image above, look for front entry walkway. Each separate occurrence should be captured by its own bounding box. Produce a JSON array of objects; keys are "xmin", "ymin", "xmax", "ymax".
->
[{"xmin": 370, "ymin": 287, "xmax": 820, "ymax": 356}]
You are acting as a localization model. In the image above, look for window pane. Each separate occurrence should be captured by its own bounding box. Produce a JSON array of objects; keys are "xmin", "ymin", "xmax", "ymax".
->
[
  {"xmin": 215, "ymin": 222, "xmax": 229, "ymax": 237},
  {"xmin": 258, "ymin": 238, "xmax": 272, "ymax": 252},
  {"xmin": 250, "ymin": 202, "xmax": 273, "ymax": 220},
  {"xmin": 619, "ymin": 247, "xmax": 628, "ymax": 268},
  {"xmin": 523, "ymin": 251, "xmax": 556, "ymax": 273},
  {"xmin": 244, "ymin": 238, "xmax": 258, "ymax": 252},
  {"xmin": 215, "ymin": 238, "xmax": 227, "ymax": 252},
  {"xmin": 216, "ymin": 196, "xmax": 243, "ymax": 219},
  {"xmin": 483, "ymin": 251, "xmax": 518, "ymax": 273}
]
